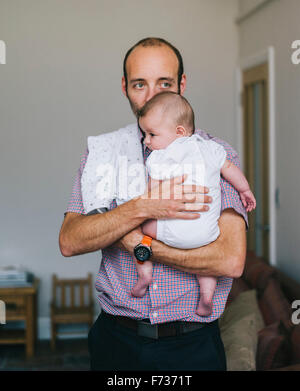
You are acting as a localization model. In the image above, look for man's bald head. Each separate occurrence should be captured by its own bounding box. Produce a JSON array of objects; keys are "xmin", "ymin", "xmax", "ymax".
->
[{"xmin": 123, "ymin": 37, "xmax": 184, "ymax": 93}]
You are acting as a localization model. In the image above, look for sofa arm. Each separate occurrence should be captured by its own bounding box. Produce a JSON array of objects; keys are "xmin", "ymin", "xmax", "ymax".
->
[{"xmin": 268, "ymin": 364, "xmax": 300, "ymax": 371}]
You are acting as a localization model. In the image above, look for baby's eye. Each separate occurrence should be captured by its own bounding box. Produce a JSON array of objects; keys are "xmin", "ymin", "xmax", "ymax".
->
[{"xmin": 150, "ymin": 133, "xmax": 155, "ymax": 137}]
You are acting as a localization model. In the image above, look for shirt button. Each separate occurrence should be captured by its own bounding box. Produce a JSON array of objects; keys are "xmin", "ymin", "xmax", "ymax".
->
[
  {"xmin": 153, "ymin": 312, "xmax": 158, "ymax": 318},
  {"xmin": 153, "ymin": 283, "xmax": 157, "ymax": 290}
]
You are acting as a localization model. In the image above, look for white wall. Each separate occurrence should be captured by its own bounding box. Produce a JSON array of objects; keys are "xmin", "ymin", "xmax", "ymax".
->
[
  {"xmin": 0, "ymin": 0, "xmax": 239, "ymax": 338},
  {"xmin": 239, "ymin": 0, "xmax": 269, "ymax": 15},
  {"xmin": 238, "ymin": 0, "xmax": 300, "ymax": 282}
]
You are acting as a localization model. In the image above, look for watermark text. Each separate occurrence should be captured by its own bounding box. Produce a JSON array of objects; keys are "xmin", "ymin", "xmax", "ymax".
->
[
  {"xmin": 292, "ymin": 300, "xmax": 300, "ymax": 325},
  {"xmin": 291, "ymin": 40, "xmax": 300, "ymax": 65},
  {"xmin": 0, "ymin": 40, "xmax": 6, "ymax": 64},
  {"xmin": 93, "ymin": 160, "xmax": 206, "ymax": 201},
  {"xmin": 0, "ymin": 300, "xmax": 6, "ymax": 324}
]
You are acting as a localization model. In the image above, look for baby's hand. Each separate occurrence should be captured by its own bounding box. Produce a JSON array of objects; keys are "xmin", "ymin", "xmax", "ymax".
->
[{"xmin": 240, "ymin": 189, "xmax": 256, "ymax": 212}]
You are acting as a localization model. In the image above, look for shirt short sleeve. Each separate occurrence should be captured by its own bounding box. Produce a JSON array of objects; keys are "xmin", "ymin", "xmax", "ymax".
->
[
  {"xmin": 217, "ymin": 140, "xmax": 248, "ymax": 231},
  {"xmin": 65, "ymin": 148, "xmax": 89, "ymax": 216},
  {"xmin": 205, "ymin": 139, "xmax": 227, "ymax": 170}
]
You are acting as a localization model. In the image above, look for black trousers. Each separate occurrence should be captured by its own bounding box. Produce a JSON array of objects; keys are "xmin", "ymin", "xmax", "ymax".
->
[{"xmin": 88, "ymin": 311, "xmax": 227, "ymax": 371}]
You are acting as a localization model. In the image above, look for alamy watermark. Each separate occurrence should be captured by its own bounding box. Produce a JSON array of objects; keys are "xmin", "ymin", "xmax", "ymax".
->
[
  {"xmin": 291, "ymin": 40, "xmax": 300, "ymax": 65},
  {"xmin": 291, "ymin": 300, "xmax": 300, "ymax": 325},
  {"xmin": 93, "ymin": 160, "xmax": 205, "ymax": 202},
  {"xmin": 0, "ymin": 40, "xmax": 6, "ymax": 64},
  {"xmin": 0, "ymin": 300, "xmax": 6, "ymax": 324}
]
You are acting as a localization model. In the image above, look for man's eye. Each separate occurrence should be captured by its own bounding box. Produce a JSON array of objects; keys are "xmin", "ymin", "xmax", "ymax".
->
[
  {"xmin": 161, "ymin": 82, "xmax": 171, "ymax": 88},
  {"xmin": 134, "ymin": 82, "xmax": 144, "ymax": 89}
]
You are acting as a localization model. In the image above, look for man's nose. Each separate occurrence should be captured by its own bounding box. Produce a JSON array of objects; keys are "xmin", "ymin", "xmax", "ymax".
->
[{"xmin": 145, "ymin": 85, "xmax": 157, "ymax": 103}]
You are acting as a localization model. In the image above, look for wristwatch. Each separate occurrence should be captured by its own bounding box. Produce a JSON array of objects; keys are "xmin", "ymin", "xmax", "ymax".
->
[{"xmin": 134, "ymin": 235, "xmax": 153, "ymax": 263}]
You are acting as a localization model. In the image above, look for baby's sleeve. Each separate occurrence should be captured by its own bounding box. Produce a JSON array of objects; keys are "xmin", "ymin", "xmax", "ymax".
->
[
  {"xmin": 205, "ymin": 139, "xmax": 227, "ymax": 170},
  {"xmin": 145, "ymin": 150, "xmax": 164, "ymax": 180}
]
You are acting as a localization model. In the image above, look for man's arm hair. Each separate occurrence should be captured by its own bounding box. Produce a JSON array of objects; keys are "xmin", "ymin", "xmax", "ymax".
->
[
  {"xmin": 60, "ymin": 147, "xmax": 146, "ymax": 257},
  {"xmin": 59, "ymin": 199, "xmax": 146, "ymax": 257}
]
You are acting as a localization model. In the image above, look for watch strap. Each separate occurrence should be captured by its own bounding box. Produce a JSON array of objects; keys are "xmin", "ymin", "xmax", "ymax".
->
[{"xmin": 141, "ymin": 235, "xmax": 152, "ymax": 247}]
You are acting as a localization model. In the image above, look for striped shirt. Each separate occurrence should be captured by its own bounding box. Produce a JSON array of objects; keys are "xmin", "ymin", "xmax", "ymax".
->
[{"xmin": 65, "ymin": 123, "xmax": 248, "ymax": 324}]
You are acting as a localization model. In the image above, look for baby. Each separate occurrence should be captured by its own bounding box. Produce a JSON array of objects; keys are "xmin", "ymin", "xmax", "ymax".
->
[{"xmin": 132, "ymin": 91, "xmax": 256, "ymax": 317}]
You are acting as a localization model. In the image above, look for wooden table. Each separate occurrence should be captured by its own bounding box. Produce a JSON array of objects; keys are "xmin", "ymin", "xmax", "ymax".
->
[{"xmin": 0, "ymin": 279, "xmax": 38, "ymax": 358}]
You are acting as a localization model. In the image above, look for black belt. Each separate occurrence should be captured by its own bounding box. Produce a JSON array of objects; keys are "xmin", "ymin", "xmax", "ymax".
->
[{"xmin": 103, "ymin": 312, "xmax": 208, "ymax": 339}]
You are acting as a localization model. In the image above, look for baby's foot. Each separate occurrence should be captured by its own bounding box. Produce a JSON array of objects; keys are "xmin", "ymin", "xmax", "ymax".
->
[
  {"xmin": 131, "ymin": 277, "xmax": 152, "ymax": 298},
  {"xmin": 195, "ymin": 298, "xmax": 213, "ymax": 316}
]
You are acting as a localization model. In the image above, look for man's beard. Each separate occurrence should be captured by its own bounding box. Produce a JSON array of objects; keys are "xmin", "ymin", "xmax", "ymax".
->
[{"xmin": 127, "ymin": 96, "xmax": 140, "ymax": 118}]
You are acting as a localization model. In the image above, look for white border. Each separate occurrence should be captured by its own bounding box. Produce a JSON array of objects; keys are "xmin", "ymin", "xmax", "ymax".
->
[{"xmin": 236, "ymin": 47, "xmax": 276, "ymax": 266}]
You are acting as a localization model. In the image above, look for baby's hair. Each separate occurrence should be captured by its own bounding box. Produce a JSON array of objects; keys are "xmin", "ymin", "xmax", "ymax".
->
[{"xmin": 138, "ymin": 91, "xmax": 195, "ymax": 134}]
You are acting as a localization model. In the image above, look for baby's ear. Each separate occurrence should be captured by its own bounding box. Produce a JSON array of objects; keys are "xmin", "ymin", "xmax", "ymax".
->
[{"xmin": 176, "ymin": 125, "xmax": 186, "ymax": 137}]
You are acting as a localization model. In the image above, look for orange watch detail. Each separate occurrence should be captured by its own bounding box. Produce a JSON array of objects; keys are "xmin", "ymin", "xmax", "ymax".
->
[{"xmin": 141, "ymin": 235, "xmax": 152, "ymax": 247}]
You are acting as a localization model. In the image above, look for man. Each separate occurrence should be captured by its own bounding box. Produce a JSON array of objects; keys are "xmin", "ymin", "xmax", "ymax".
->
[{"xmin": 59, "ymin": 37, "xmax": 247, "ymax": 371}]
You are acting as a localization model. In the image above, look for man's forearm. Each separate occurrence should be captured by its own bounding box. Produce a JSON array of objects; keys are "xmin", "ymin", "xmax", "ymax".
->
[
  {"xmin": 59, "ymin": 198, "xmax": 146, "ymax": 257},
  {"xmin": 151, "ymin": 209, "xmax": 247, "ymax": 278},
  {"xmin": 60, "ymin": 176, "xmax": 212, "ymax": 258}
]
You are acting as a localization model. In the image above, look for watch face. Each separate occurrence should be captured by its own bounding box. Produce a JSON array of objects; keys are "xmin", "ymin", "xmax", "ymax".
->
[{"xmin": 134, "ymin": 245, "xmax": 151, "ymax": 262}]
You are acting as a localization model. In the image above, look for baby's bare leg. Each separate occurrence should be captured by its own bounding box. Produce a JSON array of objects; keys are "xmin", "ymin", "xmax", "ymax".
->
[
  {"xmin": 131, "ymin": 177, "xmax": 158, "ymax": 298},
  {"xmin": 141, "ymin": 176, "xmax": 159, "ymax": 239},
  {"xmin": 195, "ymin": 276, "xmax": 217, "ymax": 316},
  {"xmin": 131, "ymin": 220, "xmax": 157, "ymax": 297},
  {"xmin": 131, "ymin": 258, "xmax": 153, "ymax": 297},
  {"xmin": 142, "ymin": 219, "xmax": 157, "ymax": 239}
]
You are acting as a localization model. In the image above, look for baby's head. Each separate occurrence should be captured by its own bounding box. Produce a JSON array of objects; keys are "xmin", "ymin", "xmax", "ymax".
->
[{"xmin": 138, "ymin": 91, "xmax": 195, "ymax": 150}]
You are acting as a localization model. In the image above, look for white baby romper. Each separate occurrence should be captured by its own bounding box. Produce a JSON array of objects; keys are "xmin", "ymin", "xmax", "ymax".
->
[{"xmin": 145, "ymin": 134, "xmax": 227, "ymax": 249}]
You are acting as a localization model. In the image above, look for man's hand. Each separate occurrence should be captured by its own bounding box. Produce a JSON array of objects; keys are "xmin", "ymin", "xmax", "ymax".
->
[
  {"xmin": 60, "ymin": 175, "xmax": 211, "ymax": 257},
  {"xmin": 138, "ymin": 174, "xmax": 212, "ymax": 220},
  {"xmin": 114, "ymin": 174, "xmax": 212, "ymax": 254}
]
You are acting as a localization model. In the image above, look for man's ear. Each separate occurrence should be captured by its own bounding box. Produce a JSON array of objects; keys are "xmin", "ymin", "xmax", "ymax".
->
[
  {"xmin": 179, "ymin": 74, "xmax": 187, "ymax": 95},
  {"xmin": 121, "ymin": 76, "xmax": 127, "ymax": 97},
  {"xmin": 176, "ymin": 125, "xmax": 187, "ymax": 137}
]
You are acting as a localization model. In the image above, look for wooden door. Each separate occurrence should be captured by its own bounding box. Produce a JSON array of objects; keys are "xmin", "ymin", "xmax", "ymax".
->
[{"xmin": 243, "ymin": 63, "xmax": 269, "ymax": 262}]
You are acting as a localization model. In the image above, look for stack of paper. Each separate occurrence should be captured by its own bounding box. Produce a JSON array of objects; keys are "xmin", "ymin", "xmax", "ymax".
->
[{"xmin": 0, "ymin": 266, "xmax": 34, "ymax": 287}]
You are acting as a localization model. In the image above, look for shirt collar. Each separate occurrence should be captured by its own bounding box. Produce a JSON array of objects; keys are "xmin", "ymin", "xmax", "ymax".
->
[{"xmin": 136, "ymin": 121, "xmax": 145, "ymax": 142}]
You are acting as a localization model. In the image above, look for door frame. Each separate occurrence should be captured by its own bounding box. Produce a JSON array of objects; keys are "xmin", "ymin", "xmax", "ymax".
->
[{"xmin": 236, "ymin": 46, "xmax": 276, "ymax": 266}]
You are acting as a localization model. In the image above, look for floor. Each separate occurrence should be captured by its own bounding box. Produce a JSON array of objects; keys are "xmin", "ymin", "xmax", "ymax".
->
[{"xmin": 0, "ymin": 338, "xmax": 90, "ymax": 371}]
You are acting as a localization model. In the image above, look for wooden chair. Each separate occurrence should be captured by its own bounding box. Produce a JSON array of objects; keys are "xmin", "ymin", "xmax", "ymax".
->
[{"xmin": 50, "ymin": 273, "xmax": 94, "ymax": 350}]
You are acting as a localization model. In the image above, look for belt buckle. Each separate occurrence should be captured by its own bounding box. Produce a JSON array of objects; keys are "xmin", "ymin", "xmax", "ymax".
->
[{"xmin": 137, "ymin": 321, "xmax": 159, "ymax": 339}]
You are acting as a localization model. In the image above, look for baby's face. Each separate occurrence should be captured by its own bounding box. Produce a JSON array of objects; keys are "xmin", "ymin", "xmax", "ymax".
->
[{"xmin": 139, "ymin": 109, "xmax": 179, "ymax": 150}]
